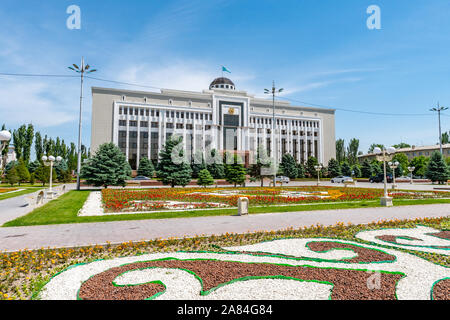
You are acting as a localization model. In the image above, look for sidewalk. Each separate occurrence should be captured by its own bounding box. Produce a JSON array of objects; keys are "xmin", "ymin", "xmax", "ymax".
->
[{"xmin": 0, "ymin": 203, "xmax": 448, "ymax": 252}]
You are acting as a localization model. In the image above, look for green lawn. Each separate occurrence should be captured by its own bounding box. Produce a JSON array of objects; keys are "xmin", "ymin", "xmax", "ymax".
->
[{"xmin": 3, "ymin": 190, "xmax": 450, "ymax": 227}]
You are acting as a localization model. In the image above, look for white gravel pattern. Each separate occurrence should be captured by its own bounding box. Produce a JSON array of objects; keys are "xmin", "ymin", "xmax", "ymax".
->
[
  {"xmin": 114, "ymin": 268, "xmax": 333, "ymax": 300},
  {"xmin": 40, "ymin": 236, "xmax": 450, "ymax": 300},
  {"xmin": 355, "ymin": 226, "xmax": 450, "ymax": 255},
  {"xmin": 78, "ymin": 192, "xmax": 104, "ymax": 216}
]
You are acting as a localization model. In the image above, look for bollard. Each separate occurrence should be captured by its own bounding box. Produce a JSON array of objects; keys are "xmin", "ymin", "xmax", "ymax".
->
[{"xmin": 238, "ymin": 197, "xmax": 249, "ymax": 216}]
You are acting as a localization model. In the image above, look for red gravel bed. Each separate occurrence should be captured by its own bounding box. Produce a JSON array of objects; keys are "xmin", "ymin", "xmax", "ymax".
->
[
  {"xmin": 78, "ymin": 259, "xmax": 403, "ymax": 300},
  {"xmin": 376, "ymin": 235, "xmax": 450, "ymax": 249},
  {"xmin": 432, "ymin": 278, "xmax": 450, "ymax": 300},
  {"xmin": 307, "ymin": 242, "xmax": 396, "ymax": 263},
  {"xmin": 236, "ymin": 242, "xmax": 396, "ymax": 264}
]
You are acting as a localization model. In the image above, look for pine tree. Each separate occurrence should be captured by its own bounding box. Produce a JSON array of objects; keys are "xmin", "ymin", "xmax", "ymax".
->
[
  {"xmin": 327, "ymin": 158, "xmax": 341, "ymax": 178},
  {"xmin": 197, "ymin": 169, "xmax": 214, "ymax": 187},
  {"xmin": 206, "ymin": 149, "xmax": 225, "ymax": 179},
  {"xmin": 352, "ymin": 164, "xmax": 362, "ymax": 178},
  {"xmin": 137, "ymin": 157, "xmax": 155, "ymax": 178},
  {"xmin": 280, "ymin": 154, "xmax": 298, "ymax": 179},
  {"xmin": 15, "ymin": 159, "xmax": 30, "ymax": 185},
  {"xmin": 191, "ymin": 151, "xmax": 206, "ymax": 179},
  {"xmin": 34, "ymin": 164, "xmax": 57, "ymax": 186},
  {"xmin": 341, "ymin": 161, "xmax": 352, "ymax": 176},
  {"xmin": 80, "ymin": 143, "xmax": 132, "ymax": 188},
  {"xmin": 296, "ymin": 162, "xmax": 305, "ymax": 178},
  {"xmin": 27, "ymin": 160, "xmax": 41, "ymax": 174},
  {"xmin": 425, "ymin": 151, "xmax": 449, "ymax": 184},
  {"xmin": 224, "ymin": 154, "xmax": 247, "ymax": 187},
  {"xmin": 156, "ymin": 136, "xmax": 192, "ymax": 187},
  {"xmin": 361, "ymin": 159, "xmax": 373, "ymax": 178},
  {"xmin": 249, "ymin": 146, "xmax": 272, "ymax": 186},
  {"xmin": 306, "ymin": 156, "xmax": 319, "ymax": 177},
  {"xmin": 6, "ymin": 167, "xmax": 19, "ymax": 186}
]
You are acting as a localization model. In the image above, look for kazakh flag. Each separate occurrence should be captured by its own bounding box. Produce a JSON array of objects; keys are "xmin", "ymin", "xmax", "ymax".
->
[{"xmin": 222, "ymin": 66, "xmax": 231, "ymax": 73}]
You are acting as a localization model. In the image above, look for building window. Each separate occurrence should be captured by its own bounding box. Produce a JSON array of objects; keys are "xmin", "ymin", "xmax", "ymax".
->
[
  {"xmin": 140, "ymin": 121, "xmax": 148, "ymax": 127},
  {"xmin": 176, "ymin": 123, "xmax": 184, "ymax": 129},
  {"xmin": 151, "ymin": 122, "xmax": 159, "ymax": 128},
  {"xmin": 186, "ymin": 124, "xmax": 193, "ymax": 130},
  {"xmin": 129, "ymin": 121, "xmax": 137, "ymax": 127},
  {"xmin": 124, "ymin": 108, "xmax": 128, "ymax": 115},
  {"xmin": 119, "ymin": 120, "xmax": 126, "ymax": 126},
  {"xmin": 166, "ymin": 123, "xmax": 174, "ymax": 129}
]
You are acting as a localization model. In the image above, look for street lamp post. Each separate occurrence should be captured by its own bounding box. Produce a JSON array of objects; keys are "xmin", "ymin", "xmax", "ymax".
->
[
  {"xmin": 0, "ymin": 130, "xmax": 11, "ymax": 174},
  {"xmin": 69, "ymin": 58, "xmax": 97, "ymax": 191},
  {"xmin": 314, "ymin": 164, "xmax": 323, "ymax": 186},
  {"xmin": 388, "ymin": 161, "xmax": 400, "ymax": 189},
  {"xmin": 430, "ymin": 103, "xmax": 449, "ymax": 155},
  {"xmin": 373, "ymin": 146, "xmax": 396, "ymax": 206},
  {"xmin": 407, "ymin": 166, "xmax": 415, "ymax": 185},
  {"xmin": 264, "ymin": 81, "xmax": 284, "ymax": 187},
  {"xmin": 42, "ymin": 155, "xmax": 62, "ymax": 199}
]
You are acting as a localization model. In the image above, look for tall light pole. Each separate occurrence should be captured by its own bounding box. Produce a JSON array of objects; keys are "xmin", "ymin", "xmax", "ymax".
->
[
  {"xmin": 264, "ymin": 81, "xmax": 284, "ymax": 187},
  {"xmin": 430, "ymin": 103, "xmax": 448, "ymax": 155},
  {"xmin": 69, "ymin": 58, "xmax": 97, "ymax": 191},
  {"xmin": 374, "ymin": 146, "xmax": 396, "ymax": 206}
]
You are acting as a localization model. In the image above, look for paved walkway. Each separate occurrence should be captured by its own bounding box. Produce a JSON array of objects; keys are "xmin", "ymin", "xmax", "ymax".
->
[
  {"xmin": 0, "ymin": 184, "xmax": 76, "ymax": 225},
  {"xmin": 0, "ymin": 203, "xmax": 448, "ymax": 252}
]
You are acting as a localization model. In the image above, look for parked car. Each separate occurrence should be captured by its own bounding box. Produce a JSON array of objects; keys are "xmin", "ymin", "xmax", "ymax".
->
[
  {"xmin": 331, "ymin": 176, "xmax": 353, "ymax": 183},
  {"xmin": 369, "ymin": 173, "xmax": 393, "ymax": 183},
  {"xmin": 275, "ymin": 176, "xmax": 290, "ymax": 184},
  {"xmin": 133, "ymin": 176, "xmax": 151, "ymax": 181}
]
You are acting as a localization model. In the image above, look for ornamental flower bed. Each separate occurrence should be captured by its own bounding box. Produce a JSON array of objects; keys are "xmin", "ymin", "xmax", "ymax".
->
[
  {"xmin": 0, "ymin": 217, "xmax": 448, "ymax": 300},
  {"xmin": 101, "ymin": 187, "xmax": 448, "ymax": 213},
  {"xmin": 0, "ymin": 188, "xmax": 18, "ymax": 194}
]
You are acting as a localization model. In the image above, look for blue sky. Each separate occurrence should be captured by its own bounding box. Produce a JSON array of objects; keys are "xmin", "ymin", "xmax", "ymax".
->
[{"xmin": 0, "ymin": 0, "xmax": 449, "ymax": 156}]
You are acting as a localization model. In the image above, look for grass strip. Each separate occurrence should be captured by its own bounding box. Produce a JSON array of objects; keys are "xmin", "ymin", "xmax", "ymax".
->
[{"xmin": 3, "ymin": 190, "xmax": 449, "ymax": 227}]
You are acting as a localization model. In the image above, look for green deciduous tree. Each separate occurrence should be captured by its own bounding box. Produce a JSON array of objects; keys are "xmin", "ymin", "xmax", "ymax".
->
[
  {"xmin": 409, "ymin": 156, "xmax": 429, "ymax": 177},
  {"xmin": 156, "ymin": 136, "xmax": 192, "ymax": 187},
  {"xmin": 197, "ymin": 169, "xmax": 214, "ymax": 187},
  {"xmin": 335, "ymin": 139, "xmax": 345, "ymax": 164},
  {"xmin": 81, "ymin": 143, "xmax": 132, "ymax": 188},
  {"xmin": 346, "ymin": 138, "xmax": 360, "ymax": 165},
  {"xmin": 425, "ymin": 151, "xmax": 449, "ymax": 184}
]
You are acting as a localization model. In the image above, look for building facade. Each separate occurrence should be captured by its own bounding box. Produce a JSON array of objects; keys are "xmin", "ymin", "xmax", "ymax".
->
[
  {"xmin": 358, "ymin": 144, "xmax": 450, "ymax": 162},
  {"xmin": 91, "ymin": 77, "xmax": 336, "ymax": 169}
]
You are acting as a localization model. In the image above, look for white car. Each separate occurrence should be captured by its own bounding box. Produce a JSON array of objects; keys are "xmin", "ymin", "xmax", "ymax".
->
[
  {"xmin": 275, "ymin": 176, "xmax": 290, "ymax": 184},
  {"xmin": 331, "ymin": 176, "xmax": 353, "ymax": 183}
]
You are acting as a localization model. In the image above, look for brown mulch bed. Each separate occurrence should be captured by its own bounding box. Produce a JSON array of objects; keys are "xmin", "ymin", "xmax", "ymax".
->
[{"xmin": 432, "ymin": 278, "xmax": 450, "ymax": 300}]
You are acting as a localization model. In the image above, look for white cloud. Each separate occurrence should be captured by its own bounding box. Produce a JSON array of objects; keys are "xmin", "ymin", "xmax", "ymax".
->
[{"xmin": 0, "ymin": 79, "xmax": 76, "ymax": 127}]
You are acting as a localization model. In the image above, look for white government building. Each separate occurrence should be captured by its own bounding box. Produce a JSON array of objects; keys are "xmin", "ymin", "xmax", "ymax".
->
[{"xmin": 91, "ymin": 77, "xmax": 336, "ymax": 169}]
